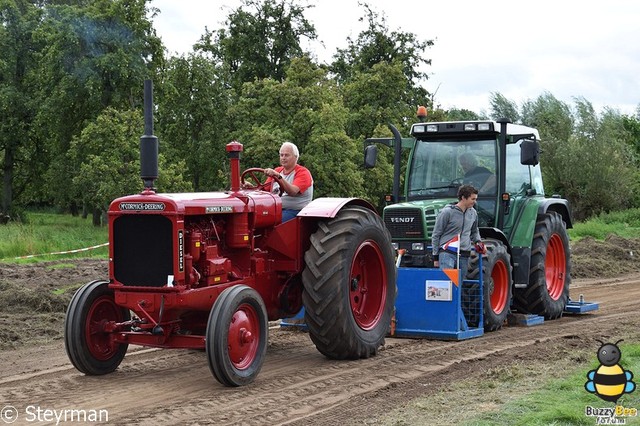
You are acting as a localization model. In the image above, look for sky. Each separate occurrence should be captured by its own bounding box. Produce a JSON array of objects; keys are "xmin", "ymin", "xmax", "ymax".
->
[{"xmin": 150, "ymin": 0, "xmax": 640, "ymax": 116}]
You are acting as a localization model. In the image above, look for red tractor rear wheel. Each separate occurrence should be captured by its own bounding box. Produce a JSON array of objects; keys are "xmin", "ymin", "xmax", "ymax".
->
[
  {"xmin": 514, "ymin": 212, "xmax": 571, "ymax": 319},
  {"xmin": 302, "ymin": 206, "xmax": 396, "ymax": 359},
  {"xmin": 206, "ymin": 285, "xmax": 268, "ymax": 387},
  {"xmin": 64, "ymin": 280, "xmax": 130, "ymax": 375}
]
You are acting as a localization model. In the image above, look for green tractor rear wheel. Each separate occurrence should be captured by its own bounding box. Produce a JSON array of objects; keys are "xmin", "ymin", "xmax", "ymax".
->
[{"xmin": 514, "ymin": 212, "xmax": 571, "ymax": 319}]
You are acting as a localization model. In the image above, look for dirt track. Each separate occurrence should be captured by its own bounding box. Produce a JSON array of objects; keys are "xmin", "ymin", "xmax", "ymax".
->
[{"xmin": 1, "ymin": 269, "xmax": 639, "ymax": 425}]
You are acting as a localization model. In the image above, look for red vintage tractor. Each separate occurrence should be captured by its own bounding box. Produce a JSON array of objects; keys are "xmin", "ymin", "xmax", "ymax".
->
[{"xmin": 64, "ymin": 81, "xmax": 396, "ymax": 386}]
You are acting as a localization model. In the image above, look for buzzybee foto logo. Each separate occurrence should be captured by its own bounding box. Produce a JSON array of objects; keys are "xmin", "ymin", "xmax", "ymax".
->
[{"xmin": 584, "ymin": 340, "xmax": 637, "ymax": 424}]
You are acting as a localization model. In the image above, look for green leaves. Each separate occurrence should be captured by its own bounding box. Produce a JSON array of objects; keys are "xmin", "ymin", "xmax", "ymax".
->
[
  {"xmin": 507, "ymin": 92, "xmax": 640, "ymax": 220},
  {"xmin": 2, "ymin": 0, "xmax": 638, "ymax": 223},
  {"xmin": 197, "ymin": 0, "xmax": 317, "ymax": 92}
]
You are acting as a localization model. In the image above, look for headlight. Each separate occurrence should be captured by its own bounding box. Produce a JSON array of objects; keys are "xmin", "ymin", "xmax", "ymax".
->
[
  {"xmin": 464, "ymin": 123, "xmax": 476, "ymax": 131},
  {"xmin": 478, "ymin": 123, "xmax": 490, "ymax": 131},
  {"xmin": 413, "ymin": 124, "xmax": 425, "ymax": 133},
  {"xmin": 411, "ymin": 242, "xmax": 425, "ymax": 251},
  {"xmin": 426, "ymin": 124, "xmax": 438, "ymax": 132},
  {"xmin": 391, "ymin": 242, "xmax": 399, "ymax": 250}
]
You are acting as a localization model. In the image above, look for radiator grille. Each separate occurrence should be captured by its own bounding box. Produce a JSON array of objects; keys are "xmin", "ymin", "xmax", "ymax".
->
[
  {"xmin": 423, "ymin": 208, "xmax": 436, "ymax": 238},
  {"xmin": 113, "ymin": 215, "xmax": 173, "ymax": 287},
  {"xmin": 383, "ymin": 208, "xmax": 424, "ymax": 239}
]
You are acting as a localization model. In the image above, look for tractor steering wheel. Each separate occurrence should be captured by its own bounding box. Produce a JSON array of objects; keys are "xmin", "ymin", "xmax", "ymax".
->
[{"xmin": 241, "ymin": 168, "xmax": 269, "ymax": 191}]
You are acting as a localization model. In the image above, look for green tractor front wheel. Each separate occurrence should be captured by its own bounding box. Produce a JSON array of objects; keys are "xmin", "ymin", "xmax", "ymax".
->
[{"xmin": 465, "ymin": 239, "xmax": 513, "ymax": 331}]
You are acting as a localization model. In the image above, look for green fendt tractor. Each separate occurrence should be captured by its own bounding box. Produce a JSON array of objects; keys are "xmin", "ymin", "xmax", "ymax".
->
[{"xmin": 365, "ymin": 109, "xmax": 572, "ymax": 331}]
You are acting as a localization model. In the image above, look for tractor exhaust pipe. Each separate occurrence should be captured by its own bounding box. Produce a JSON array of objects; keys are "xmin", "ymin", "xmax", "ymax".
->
[
  {"xmin": 226, "ymin": 141, "xmax": 243, "ymax": 191},
  {"xmin": 140, "ymin": 79, "xmax": 158, "ymax": 192}
]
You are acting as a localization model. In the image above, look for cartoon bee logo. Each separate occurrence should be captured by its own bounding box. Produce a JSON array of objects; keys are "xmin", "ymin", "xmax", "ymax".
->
[{"xmin": 585, "ymin": 340, "xmax": 636, "ymax": 403}]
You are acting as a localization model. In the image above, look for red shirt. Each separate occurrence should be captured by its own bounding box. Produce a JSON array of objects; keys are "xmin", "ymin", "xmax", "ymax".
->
[
  {"xmin": 266, "ymin": 164, "xmax": 314, "ymax": 210},
  {"xmin": 266, "ymin": 164, "xmax": 313, "ymax": 194}
]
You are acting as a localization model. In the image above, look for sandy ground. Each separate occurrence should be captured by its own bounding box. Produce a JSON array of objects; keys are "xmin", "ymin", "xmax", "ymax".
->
[{"xmin": 0, "ymin": 236, "xmax": 639, "ymax": 425}]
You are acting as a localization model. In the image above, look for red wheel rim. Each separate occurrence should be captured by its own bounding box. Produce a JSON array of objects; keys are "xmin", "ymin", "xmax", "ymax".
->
[
  {"xmin": 349, "ymin": 241, "xmax": 387, "ymax": 330},
  {"xmin": 545, "ymin": 234, "xmax": 566, "ymax": 300},
  {"xmin": 85, "ymin": 295, "xmax": 122, "ymax": 361},
  {"xmin": 227, "ymin": 303, "xmax": 261, "ymax": 370},
  {"xmin": 490, "ymin": 259, "xmax": 509, "ymax": 314}
]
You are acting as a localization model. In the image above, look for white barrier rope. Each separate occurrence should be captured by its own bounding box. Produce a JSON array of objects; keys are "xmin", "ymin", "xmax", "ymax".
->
[{"xmin": 11, "ymin": 242, "xmax": 109, "ymax": 260}]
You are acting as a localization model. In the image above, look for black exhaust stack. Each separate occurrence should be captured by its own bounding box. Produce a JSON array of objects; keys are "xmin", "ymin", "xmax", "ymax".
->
[{"xmin": 140, "ymin": 79, "xmax": 158, "ymax": 191}]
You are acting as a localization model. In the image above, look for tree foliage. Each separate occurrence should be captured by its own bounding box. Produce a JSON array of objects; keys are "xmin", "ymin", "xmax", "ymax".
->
[
  {"xmin": 489, "ymin": 92, "xmax": 520, "ymax": 123},
  {"xmin": 514, "ymin": 93, "xmax": 639, "ymax": 219},
  {"xmin": 229, "ymin": 57, "xmax": 365, "ymax": 199},
  {"xmin": 1, "ymin": 0, "xmax": 639, "ymax": 226},
  {"xmin": 157, "ymin": 53, "xmax": 231, "ymax": 191},
  {"xmin": 330, "ymin": 3, "xmax": 432, "ymax": 112},
  {"xmin": 69, "ymin": 108, "xmax": 192, "ymax": 225},
  {"xmin": 196, "ymin": 0, "xmax": 316, "ymax": 92},
  {"xmin": 330, "ymin": 3, "xmax": 431, "ymax": 87},
  {"xmin": 35, "ymin": 0, "xmax": 162, "ymax": 213},
  {"xmin": 0, "ymin": 0, "xmax": 45, "ymax": 218}
]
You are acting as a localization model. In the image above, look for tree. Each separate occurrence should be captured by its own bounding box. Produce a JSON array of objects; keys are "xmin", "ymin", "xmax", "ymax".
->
[
  {"xmin": 229, "ymin": 57, "xmax": 366, "ymax": 200},
  {"xmin": 621, "ymin": 110, "xmax": 640, "ymax": 157},
  {"xmin": 330, "ymin": 3, "xmax": 431, "ymax": 89},
  {"xmin": 156, "ymin": 53, "xmax": 232, "ymax": 191},
  {"xmin": 445, "ymin": 108, "xmax": 483, "ymax": 121},
  {"xmin": 550, "ymin": 100, "xmax": 637, "ymax": 219},
  {"xmin": 69, "ymin": 108, "xmax": 192, "ymax": 225},
  {"xmin": 520, "ymin": 92, "xmax": 574, "ymax": 195},
  {"xmin": 0, "ymin": 0, "xmax": 45, "ymax": 220},
  {"xmin": 31, "ymin": 0, "xmax": 162, "ymax": 213},
  {"xmin": 342, "ymin": 61, "xmax": 416, "ymax": 140},
  {"xmin": 330, "ymin": 3, "xmax": 432, "ymax": 112},
  {"xmin": 196, "ymin": 0, "xmax": 316, "ymax": 92},
  {"xmin": 488, "ymin": 92, "xmax": 520, "ymax": 123}
]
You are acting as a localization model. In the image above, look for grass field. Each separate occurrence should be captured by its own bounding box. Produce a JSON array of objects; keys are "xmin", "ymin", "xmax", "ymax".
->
[
  {"xmin": 0, "ymin": 211, "xmax": 108, "ymax": 263},
  {"xmin": 569, "ymin": 208, "xmax": 640, "ymax": 241}
]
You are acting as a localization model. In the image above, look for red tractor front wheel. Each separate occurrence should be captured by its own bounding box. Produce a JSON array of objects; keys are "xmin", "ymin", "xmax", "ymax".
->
[
  {"xmin": 64, "ymin": 280, "xmax": 130, "ymax": 375},
  {"xmin": 302, "ymin": 206, "xmax": 396, "ymax": 360},
  {"xmin": 206, "ymin": 285, "xmax": 268, "ymax": 387}
]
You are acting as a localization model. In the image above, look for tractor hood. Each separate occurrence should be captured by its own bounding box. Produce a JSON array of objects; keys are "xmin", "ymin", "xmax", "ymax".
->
[
  {"xmin": 384, "ymin": 198, "xmax": 456, "ymax": 215},
  {"xmin": 108, "ymin": 190, "xmax": 281, "ymax": 216}
]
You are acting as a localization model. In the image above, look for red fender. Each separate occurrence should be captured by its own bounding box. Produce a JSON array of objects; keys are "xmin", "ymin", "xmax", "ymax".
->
[{"xmin": 296, "ymin": 197, "xmax": 378, "ymax": 218}]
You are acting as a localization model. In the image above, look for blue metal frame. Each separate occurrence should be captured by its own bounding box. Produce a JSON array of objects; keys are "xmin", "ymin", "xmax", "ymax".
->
[
  {"xmin": 391, "ymin": 255, "xmax": 484, "ymax": 340},
  {"xmin": 564, "ymin": 299, "xmax": 600, "ymax": 314}
]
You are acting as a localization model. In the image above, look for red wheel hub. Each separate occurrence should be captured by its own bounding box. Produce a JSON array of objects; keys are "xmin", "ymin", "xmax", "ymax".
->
[
  {"xmin": 228, "ymin": 303, "xmax": 260, "ymax": 370},
  {"xmin": 85, "ymin": 295, "xmax": 122, "ymax": 360},
  {"xmin": 349, "ymin": 241, "xmax": 387, "ymax": 330},
  {"xmin": 490, "ymin": 260, "xmax": 509, "ymax": 314},
  {"xmin": 545, "ymin": 234, "xmax": 566, "ymax": 300}
]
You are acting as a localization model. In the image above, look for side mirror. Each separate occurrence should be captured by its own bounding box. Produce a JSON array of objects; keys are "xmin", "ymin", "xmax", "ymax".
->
[
  {"xmin": 520, "ymin": 139, "xmax": 539, "ymax": 166},
  {"xmin": 364, "ymin": 144, "xmax": 378, "ymax": 169}
]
